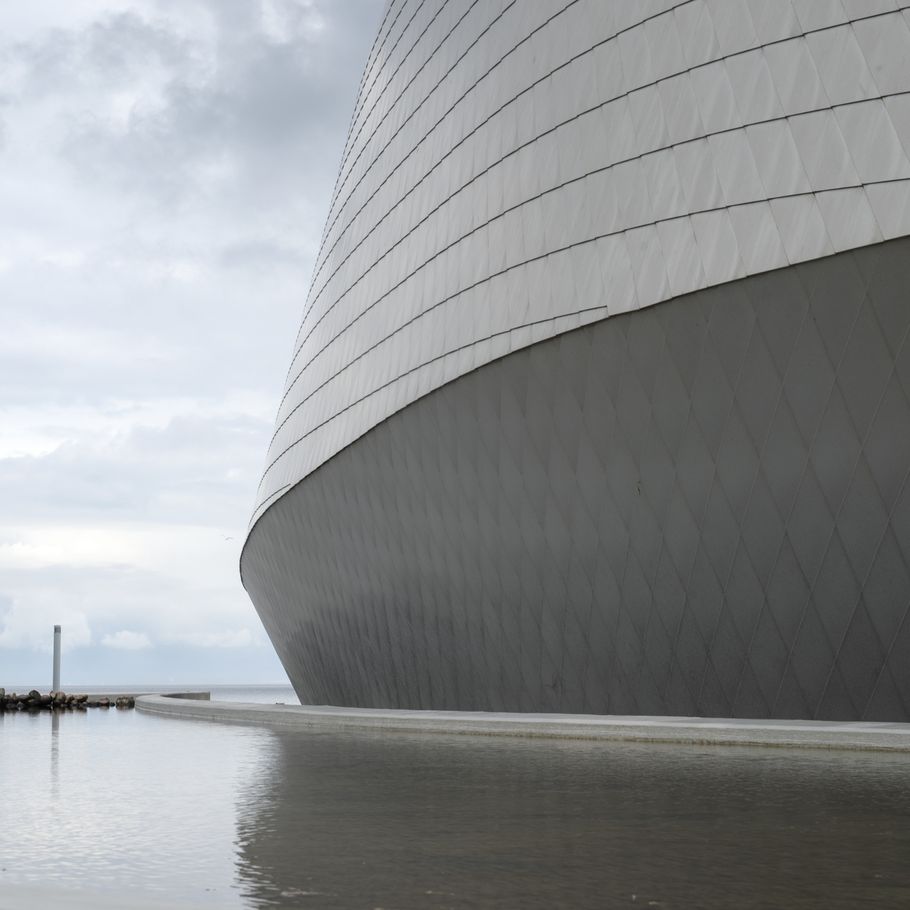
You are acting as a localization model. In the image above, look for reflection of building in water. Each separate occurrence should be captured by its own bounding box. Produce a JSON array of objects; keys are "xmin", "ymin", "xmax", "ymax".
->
[
  {"xmin": 232, "ymin": 733, "xmax": 910, "ymax": 908},
  {"xmin": 242, "ymin": 1, "xmax": 910, "ymax": 719}
]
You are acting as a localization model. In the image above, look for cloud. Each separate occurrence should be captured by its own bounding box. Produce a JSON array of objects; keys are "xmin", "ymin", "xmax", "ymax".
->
[
  {"xmin": 0, "ymin": 0, "xmax": 385, "ymax": 684},
  {"xmin": 173, "ymin": 628, "xmax": 255, "ymax": 648},
  {"xmin": 102, "ymin": 629, "xmax": 152, "ymax": 650},
  {"xmin": 0, "ymin": 593, "xmax": 93, "ymax": 651},
  {"xmin": 11, "ymin": 0, "xmax": 382, "ymax": 219}
]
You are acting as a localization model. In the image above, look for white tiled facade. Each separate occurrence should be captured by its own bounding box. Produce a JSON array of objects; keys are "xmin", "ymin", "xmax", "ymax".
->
[{"xmin": 250, "ymin": 0, "xmax": 910, "ymax": 526}]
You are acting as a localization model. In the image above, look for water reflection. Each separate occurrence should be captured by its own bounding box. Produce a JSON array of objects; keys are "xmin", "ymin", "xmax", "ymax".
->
[
  {"xmin": 50, "ymin": 709, "xmax": 60, "ymax": 800},
  {"xmin": 234, "ymin": 732, "xmax": 910, "ymax": 909},
  {"xmin": 2, "ymin": 708, "xmax": 909, "ymax": 908},
  {"xmin": 0, "ymin": 708, "xmax": 265, "ymax": 907}
]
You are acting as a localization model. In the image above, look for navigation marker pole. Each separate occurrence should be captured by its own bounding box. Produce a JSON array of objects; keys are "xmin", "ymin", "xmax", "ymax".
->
[{"xmin": 52, "ymin": 625, "xmax": 61, "ymax": 692}]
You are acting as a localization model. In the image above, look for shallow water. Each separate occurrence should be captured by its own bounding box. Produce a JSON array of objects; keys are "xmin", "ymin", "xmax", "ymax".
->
[{"xmin": 1, "ymin": 704, "xmax": 908, "ymax": 908}]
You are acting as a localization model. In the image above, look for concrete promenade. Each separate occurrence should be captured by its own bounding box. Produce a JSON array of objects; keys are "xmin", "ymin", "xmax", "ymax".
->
[{"xmin": 135, "ymin": 695, "xmax": 910, "ymax": 752}]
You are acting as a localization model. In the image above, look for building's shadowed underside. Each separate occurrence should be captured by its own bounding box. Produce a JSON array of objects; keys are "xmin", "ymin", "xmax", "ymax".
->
[{"xmin": 243, "ymin": 239, "xmax": 910, "ymax": 720}]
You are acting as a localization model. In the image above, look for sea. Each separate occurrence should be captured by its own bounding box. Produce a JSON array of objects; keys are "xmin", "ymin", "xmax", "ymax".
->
[{"xmin": 1, "ymin": 685, "xmax": 909, "ymax": 909}]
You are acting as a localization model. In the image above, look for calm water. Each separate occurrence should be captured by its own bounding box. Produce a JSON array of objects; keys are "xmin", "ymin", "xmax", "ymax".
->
[
  {"xmin": 1, "ymin": 696, "xmax": 908, "ymax": 909},
  {"xmin": 210, "ymin": 684, "xmax": 299, "ymax": 705}
]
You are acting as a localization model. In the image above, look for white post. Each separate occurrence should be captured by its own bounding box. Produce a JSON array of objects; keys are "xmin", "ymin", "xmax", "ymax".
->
[{"xmin": 52, "ymin": 625, "xmax": 61, "ymax": 692}]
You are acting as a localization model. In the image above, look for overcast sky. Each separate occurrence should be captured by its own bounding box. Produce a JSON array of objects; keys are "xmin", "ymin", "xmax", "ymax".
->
[{"xmin": 0, "ymin": 0, "xmax": 384, "ymax": 686}]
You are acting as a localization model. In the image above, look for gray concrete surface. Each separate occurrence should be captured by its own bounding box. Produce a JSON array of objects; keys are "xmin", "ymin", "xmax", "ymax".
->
[{"xmin": 135, "ymin": 695, "xmax": 910, "ymax": 752}]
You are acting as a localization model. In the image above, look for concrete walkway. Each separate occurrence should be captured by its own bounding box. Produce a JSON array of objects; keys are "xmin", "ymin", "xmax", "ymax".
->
[{"xmin": 135, "ymin": 695, "xmax": 910, "ymax": 752}]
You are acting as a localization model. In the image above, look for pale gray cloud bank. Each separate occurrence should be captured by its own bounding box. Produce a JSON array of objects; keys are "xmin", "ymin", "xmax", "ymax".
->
[{"xmin": 0, "ymin": 0, "xmax": 383, "ymax": 685}]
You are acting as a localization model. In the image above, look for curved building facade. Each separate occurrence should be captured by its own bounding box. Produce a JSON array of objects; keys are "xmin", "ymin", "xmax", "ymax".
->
[{"xmin": 242, "ymin": 0, "xmax": 910, "ymax": 719}]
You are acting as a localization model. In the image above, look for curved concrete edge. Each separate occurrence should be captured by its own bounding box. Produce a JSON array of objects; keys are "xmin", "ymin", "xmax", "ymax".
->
[
  {"xmin": 82, "ymin": 691, "xmax": 210, "ymax": 700},
  {"xmin": 135, "ymin": 695, "xmax": 910, "ymax": 751}
]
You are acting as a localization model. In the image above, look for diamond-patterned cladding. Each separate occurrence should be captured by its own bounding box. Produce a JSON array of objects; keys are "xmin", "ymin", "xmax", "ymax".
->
[
  {"xmin": 250, "ymin": 2, "xmax": 910, "ymax": 520},
  {"xmin": 243, "ymin": 238, "xmax": 910, "ymax": 720},
  {"xmin": 244, "ymin": 1, "xmax": 910, "ymax": 717}
]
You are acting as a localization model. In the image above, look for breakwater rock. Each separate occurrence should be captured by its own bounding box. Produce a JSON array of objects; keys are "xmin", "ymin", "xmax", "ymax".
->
[{"xmin": 0, "ymin": 688, "xmax": 135, "ymax": 711}]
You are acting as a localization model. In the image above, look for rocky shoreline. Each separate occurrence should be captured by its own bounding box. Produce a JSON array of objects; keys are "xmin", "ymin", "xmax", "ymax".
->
[{"xmin": 0, "ymin": 688, "xmax": 135, "ymax": 711}]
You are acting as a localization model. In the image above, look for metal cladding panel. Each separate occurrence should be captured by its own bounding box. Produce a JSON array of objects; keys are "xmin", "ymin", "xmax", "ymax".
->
[
  {"xmin": 250, "ymin": 0, "xmax": 910, "ymax": 521},
  {"xmin": 244, "ymin": 239, "xmax": 910, "ymax": 720},
  {"xmin": 243, "ymin": 2, "xmax": 910, "ymax": 717}
]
